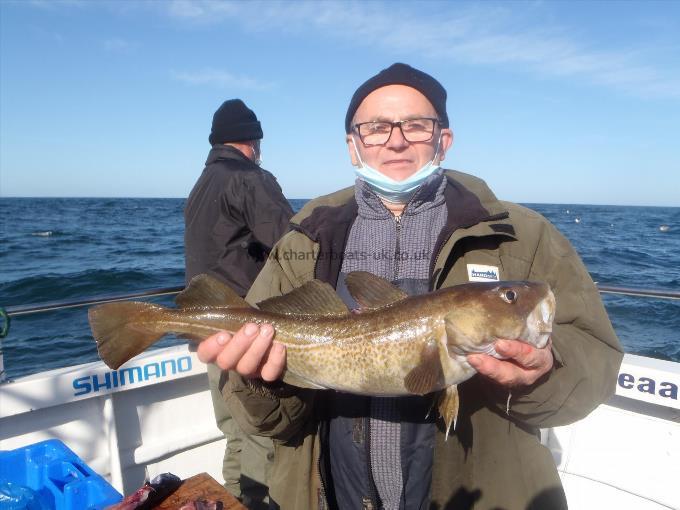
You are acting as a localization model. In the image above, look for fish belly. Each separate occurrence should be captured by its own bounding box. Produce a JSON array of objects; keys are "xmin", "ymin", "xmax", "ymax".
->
[
  {"xmin": 273, "ymin": 315, "xmax": 476, "ymax": 396},
  {"xmin": 285, "ymin": 338, "xmax": 426, "ymax": 396}
]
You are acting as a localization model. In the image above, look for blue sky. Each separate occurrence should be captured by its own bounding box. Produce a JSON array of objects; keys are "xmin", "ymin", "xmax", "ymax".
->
[{"xmin": 1, "ymin": 0, "xmax": 679, "ymax": 206}]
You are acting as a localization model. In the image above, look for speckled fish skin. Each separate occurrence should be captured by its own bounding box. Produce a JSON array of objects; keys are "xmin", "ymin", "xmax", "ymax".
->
[
  {"xmin": 90, "ymin": 278, "xmax": 555, "ymax": 398},
  {"xmin": 258, "ymin": 281, "xmax": 554, "ymax": 395}
]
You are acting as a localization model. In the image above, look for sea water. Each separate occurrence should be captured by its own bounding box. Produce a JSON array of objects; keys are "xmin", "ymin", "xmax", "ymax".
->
[{"xmin": 1, "ymin": 198, "xmax": 678, "ymax": 379}]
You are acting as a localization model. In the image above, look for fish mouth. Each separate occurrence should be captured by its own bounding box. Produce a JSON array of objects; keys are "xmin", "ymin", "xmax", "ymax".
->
[{"xmin": 525, "ymin": 293, "xmax": 555, "ymax": 349}]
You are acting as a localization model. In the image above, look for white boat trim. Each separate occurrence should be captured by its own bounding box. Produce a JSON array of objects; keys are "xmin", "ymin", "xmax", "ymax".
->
[{"xmin": 615, "ymin": 354, "xmax": 679, "ymax": 409}]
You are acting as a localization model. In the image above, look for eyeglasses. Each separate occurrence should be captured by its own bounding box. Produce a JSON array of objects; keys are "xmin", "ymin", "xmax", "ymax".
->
[{"xmin": 353, "ymin": 118, "xmax": 440, "ymax": 146}]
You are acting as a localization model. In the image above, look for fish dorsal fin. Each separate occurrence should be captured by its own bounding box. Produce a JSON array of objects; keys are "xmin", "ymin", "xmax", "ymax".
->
[
  {"xmin": 176, "ymin": 274, "xmax": 249, "ymax": 309},
  {"xmin": 257, "ymin": 280, "xmax": 349, "ymax": 316},
  {"xmin": 345, "ymin": 271, "xmax": 408, "ymax": 310}
]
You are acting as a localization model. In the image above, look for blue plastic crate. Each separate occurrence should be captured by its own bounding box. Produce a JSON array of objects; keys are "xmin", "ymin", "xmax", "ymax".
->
[{"xmin": 0, "ymin": 440, "xmax": 122, "ymax": 510}]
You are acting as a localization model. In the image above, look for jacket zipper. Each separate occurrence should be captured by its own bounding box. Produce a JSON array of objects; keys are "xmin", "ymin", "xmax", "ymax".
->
[
  {"xmin": 317, "ymin": 454, "xmax": 328, "ymax": 510},
  {"xmin": 364, "ymin": 416, "xmax": 380, "ymax": 509},
  {"xmin": 394, "ymin": 214, "xmax": 402, "ymax": 282}
]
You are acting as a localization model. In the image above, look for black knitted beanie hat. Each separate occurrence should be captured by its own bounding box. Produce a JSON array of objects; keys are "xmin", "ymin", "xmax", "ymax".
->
[
  {"xmin": 345, "ymin": 63, "xmax": 448, "ymax": 133},
  {"xmin": 209, "ymin": 99, "xmax": 263, "ymax": 145}
]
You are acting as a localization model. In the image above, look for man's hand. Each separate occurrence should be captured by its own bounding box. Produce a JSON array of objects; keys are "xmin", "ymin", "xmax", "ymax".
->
[
  {"xmin": 467, "ymin": 339, "xmax": 553, "ymax": 388},
  {"xmin": 197, "ymin": 323, "xmax": 286, "ymax": 382}
]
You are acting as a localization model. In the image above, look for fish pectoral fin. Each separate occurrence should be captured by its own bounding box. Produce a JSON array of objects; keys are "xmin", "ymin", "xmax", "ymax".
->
[
  {"xmin": 404, "ymin": 339, "xmax": 445, "ymax": 395},
  {"xmin": 281, "ymin": 370, "xmax": 327, "ymax": 390},
  {"xmin": 176, "ymin": 274, "xmax": 249, "ymax": 309},
  {"xmin": 438, "ymin": 385, "xmax": 460, "ymax": 440},
  {"xmin": 345, "ymin": 271, "xmax": 408, "ymax": 310},
  {"xmin": 257, "ymin": 280, "xmax": 349, "ymax": 316}
]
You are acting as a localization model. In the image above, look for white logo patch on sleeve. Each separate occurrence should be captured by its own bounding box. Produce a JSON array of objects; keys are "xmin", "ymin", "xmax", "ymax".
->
[{"xmin": 467, "ymin": 264, "xmax": 500, "ymax": 282}]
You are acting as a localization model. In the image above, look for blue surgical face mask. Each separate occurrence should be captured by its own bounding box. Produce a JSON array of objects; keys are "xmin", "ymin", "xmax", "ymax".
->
[{"xmin": 351, "ymin": 135, "xmax": 442, "ymax": 204}]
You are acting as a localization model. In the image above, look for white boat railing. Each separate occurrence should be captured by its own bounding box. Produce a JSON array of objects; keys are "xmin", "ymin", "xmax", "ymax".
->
[{"xmin": 3, "ymin": 283, "xmax": 680, "ymax": 319}]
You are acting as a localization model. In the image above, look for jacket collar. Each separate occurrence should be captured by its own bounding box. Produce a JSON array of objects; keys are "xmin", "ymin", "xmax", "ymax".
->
[
  {"xmin": 290, "ymin": 169, "xmax": 512, "ymax": 287},
  {"xmin": 293, "ymin": 195, "xmax": 358, "ymax": 287},
  {"xmin": 432, "ymin": 174, "xmax": 512, "ymax": 260},
  {"xmin": 292, "ymin": 170, "xmax": 508, "ymax": 236},
  {"xmin": 205, "ymin": 144, "xmax": 252, "ymax": 166},
  {"xmin": 430, "ymin": 176, "xmax": 515, "ymax": 288}
]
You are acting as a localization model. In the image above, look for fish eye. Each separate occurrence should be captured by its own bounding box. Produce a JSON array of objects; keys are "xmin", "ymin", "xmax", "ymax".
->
[{"xmin": 501, "ymin": 289, "xmax": 517, "ymax": 304}]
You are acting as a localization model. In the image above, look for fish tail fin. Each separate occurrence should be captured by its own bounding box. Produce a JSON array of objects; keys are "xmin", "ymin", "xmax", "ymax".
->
[{"xmin": 89, "ymin": 301, "xmax": 169, "ymax": 370}]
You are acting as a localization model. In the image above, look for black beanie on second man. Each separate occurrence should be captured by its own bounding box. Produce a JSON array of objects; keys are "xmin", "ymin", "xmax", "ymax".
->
[
  {"xmin": 209, "ymin": 99, "xmax": 263, "ymax": 146},
  {"xmin": 344, "ymin": 63, "xmax": 448, "ymax": 133}
]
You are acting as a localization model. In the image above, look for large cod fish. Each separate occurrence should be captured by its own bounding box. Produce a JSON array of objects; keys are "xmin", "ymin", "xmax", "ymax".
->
[{"xmin": 89, "ymin": 272, "xmax": 555, "ymax": 436}]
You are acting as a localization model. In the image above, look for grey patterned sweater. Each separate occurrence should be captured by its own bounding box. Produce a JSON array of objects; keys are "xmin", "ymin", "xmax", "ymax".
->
[{"xmin": 331, "ymin": 172, "xmax": 448, "ymax": 510}]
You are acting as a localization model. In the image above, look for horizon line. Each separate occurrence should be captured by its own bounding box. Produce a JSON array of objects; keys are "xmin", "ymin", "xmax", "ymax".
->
[{"xmin": 1, "ymin": 196, "xmax": 678, "ymax": 208}]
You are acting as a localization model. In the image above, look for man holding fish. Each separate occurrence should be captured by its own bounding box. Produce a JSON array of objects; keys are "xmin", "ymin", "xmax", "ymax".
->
[
  {"xmin": 195, "ymin": 63, "xmax": 622, "ymax": 509},
  {"xmin": 92, "ymin": 63, "xmax": 622, "ymax": 509}
]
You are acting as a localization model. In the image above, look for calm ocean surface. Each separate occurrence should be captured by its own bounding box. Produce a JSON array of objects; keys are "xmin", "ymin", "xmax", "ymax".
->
[{"xmin": 1, "ymin": 198, "xmax": 678, "ymax": 380}]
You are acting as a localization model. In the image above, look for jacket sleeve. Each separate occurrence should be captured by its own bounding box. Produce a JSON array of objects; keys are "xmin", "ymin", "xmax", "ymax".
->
[
  {"xmin": 184, "ymin": 169, "xmax": 250, "ymax": 289},
  {"xmin": 492, "ymin": 218, "xmax": 624, "ymax": 428},
  {"xmin": 184, "ymin": 170, "xmax": 229, "ymax": 284},
  {"xmin": 241, "ymin": 170, "xmax": 294, "ymax": 252},
  {"xmin": 222, "ymin": 236, "xmax": 317, "ymax": 441}
]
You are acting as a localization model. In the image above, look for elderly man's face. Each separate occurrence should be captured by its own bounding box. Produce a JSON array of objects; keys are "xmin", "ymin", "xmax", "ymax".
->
[{"xmin": 347, "ymin": 84, "xmax": 453, "ymax": 181}]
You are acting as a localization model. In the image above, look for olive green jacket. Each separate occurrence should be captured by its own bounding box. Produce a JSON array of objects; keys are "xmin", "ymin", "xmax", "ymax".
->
[{"xmin": 224, "ymin": 170, "xmax": 623, "ymax": 510}]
